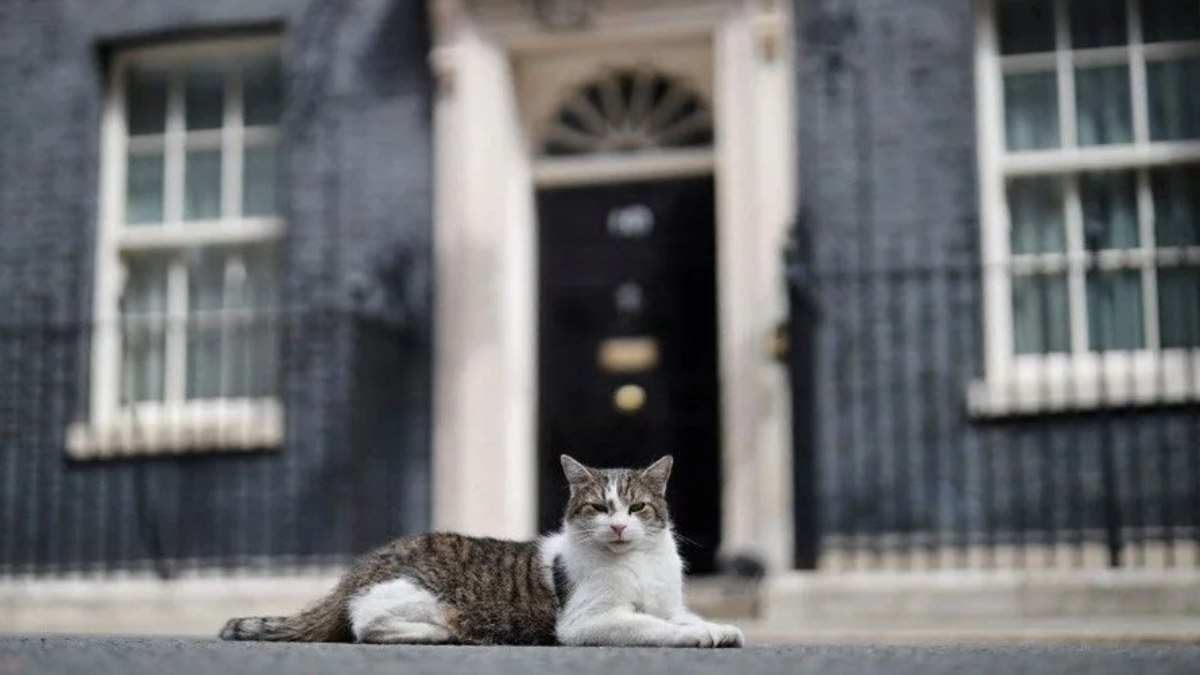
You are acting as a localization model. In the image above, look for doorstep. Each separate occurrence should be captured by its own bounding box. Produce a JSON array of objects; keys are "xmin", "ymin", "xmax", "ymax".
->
[{"xmin": 747, "ymin": 568, "xmax": 1200, "ymax": 644}]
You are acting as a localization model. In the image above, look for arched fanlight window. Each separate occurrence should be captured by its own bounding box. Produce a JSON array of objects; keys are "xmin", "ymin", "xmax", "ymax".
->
[{"xmin": 541, "ymin": 68, "xmax": 713, "ymax": 157}]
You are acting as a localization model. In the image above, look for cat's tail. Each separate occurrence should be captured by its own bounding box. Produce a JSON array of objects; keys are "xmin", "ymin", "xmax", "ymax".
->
[{"xmin": 219, "ymin": 590, "xmax": 351, "ymax": 642}]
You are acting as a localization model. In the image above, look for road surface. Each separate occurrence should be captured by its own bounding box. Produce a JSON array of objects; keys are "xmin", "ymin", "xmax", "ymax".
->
[{"xmin": 0, "ymin": 635, "xmax": 1197, "ymax": 674}]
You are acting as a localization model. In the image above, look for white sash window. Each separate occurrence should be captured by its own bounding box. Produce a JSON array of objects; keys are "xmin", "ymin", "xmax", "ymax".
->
[
  {"xmin": 69, "ymin": 38, "xmax": 285, "ymax": 457},
  {"xmin": 973, "ymin": 0, "xmax": 1200, "ymax": 414}
]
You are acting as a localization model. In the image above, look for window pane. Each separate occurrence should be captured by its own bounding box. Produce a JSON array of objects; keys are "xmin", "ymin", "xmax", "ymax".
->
[
  {"xmin": 184, "ymin": 149, "xmax": 222, "ymax": 221},
  {"xmin": 126, "ymin": 67, "xmax": 167, "ymax": 136},
  {"xmin": 1005, "ymin": 72, "xmax": 1060, "ymax": 151},
  {"xmin": 239, "ymin": 246, "xmax": 280, "ymax": 310},
  {"xmin": 243, "ymin": 144, "xmax": 280, "ymax": 216},
  {"xmin": 998, "ymin": 0, "xmax": 1056, "ymax": 55},
  {"xmin": 125, "ymin": 151, "xmax": 164, "ymax": 225},
  {"xmin": 229, "ymin": 247, "xmax": 279, "ymax": 398},
  {"xmin": 186, "ymin": 249, "xmax": 225, "ymax": 399},
  {"xmin": 122, "ymin": 256, "xmax": 169, "ymax": 314},
  {"xmin": 185, "ymin": 246, "xmax": 279, "ymax": 399},
  {"xmin": 1151, "ymin": 164, "xmax": 1200, "ymax": 247},
  {"xmin": 1148, "ymin": 57, "xmax": 1200, "ymax": 141},
  {"xmin": 1013, "ymin": 274, "xmax": 1071, "ymax": 354},
  {"xmin": 1081, "ymin": 170, "xmax": 1139, "ymax": 250},
  {"xmin": 185, "ymin": 64, "xmax": 225, "ymax": 131},
  {"xmin": 243, "ymin": 56, "xmax": 282, "ymax": 126},
  {"xmin": 122, "ymin": 323, "xmax": 167, "ymax": 402},
  {"xmin": 1075, "ymin": 65, "xmax": 1132, "ymax": 146},
  {"xmin": 1142, "ymin": 0, "xmax": 1200, "ymax": 43},
  {"xmin": 1159, "ymin": 267, "xmax": 1200, "ymax": 348},
  {"xmin": 186, "ymin": 249, "xmax": 226, "ymax": 313},
  {"xmin": 121, "ymin": 255, "xmax": 168, "ymax": 403},
  {"xmin": 1009, "ymin": 176, "xmax": 1066, "ymax": 254},
  {"xmin": 1087, "ymin": 269, "xmax": 1145, "ymax": 350},
  {"xmin": 1069, "ymin": 0, "xmax": 1128, "ymax": 49}
]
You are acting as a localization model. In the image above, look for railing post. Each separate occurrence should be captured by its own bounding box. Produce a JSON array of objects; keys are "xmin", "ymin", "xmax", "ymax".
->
[
  {"xmin": 786, "ymin": 218, "xmax": 821, "ymax": 570},
  {"xmin": 1099, "ymin": 419, "xmax": 1124, "ymax": 569}
]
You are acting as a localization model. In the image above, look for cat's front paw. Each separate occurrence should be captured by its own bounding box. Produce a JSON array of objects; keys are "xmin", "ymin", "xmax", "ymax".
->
[
  {"xmin": 673, "ymin": 622, "xmax": 744, "ymax": 648},
  {"xmin": 672, "ymin": 625, "xmax": 717, "ymax": 648},
  {"xmin": 710, "ymin": 619, "xmax": 739, "ymax": 648},
  {"xmin": 708, "ymin": 622, "xmax": 744, "ymax": 648}
]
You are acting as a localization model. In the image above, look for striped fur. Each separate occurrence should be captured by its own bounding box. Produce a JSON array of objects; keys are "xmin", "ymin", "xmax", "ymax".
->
[
  {"xmin": 219, "ymin": 590, "xmax": 350, "ymax": 642},
  {"xmin": 220, "ymin": 534, "xmax": 556, "ymax": 645}
]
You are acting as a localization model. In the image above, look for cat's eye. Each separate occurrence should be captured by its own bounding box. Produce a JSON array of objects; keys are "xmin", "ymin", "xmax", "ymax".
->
[
  {"xmin": 586, "ymin": 503, "xmax": 609, "ymax": 514},
  {"xmin": 629, "ymin": 503, "xmax": 647, "ymax": 513}
]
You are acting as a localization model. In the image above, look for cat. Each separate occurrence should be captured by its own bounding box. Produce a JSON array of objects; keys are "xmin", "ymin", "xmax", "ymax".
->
[{"xmin": 219, "ymin": 454, "xmax": 745, "ymax": 648}]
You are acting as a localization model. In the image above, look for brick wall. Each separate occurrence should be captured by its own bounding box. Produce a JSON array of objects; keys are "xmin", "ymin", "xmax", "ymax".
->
[
  {"xmin": 793, "ymin": 0, "xmax": 1199, "ymax": 556},
  {"xmin": 0, "ymin": 0, "xmax": 434, "ymax": 573}
]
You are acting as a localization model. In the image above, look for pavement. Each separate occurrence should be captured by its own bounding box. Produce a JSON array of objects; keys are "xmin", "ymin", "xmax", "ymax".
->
[{"xmin": 1, "ymin": 635, "xmax": 1199, "ymax": 675}]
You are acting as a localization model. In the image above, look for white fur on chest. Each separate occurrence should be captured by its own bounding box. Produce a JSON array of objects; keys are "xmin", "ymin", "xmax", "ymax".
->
[{"xmin": 540, "ymin": 531, "xmax": 685, "ymax": 620}]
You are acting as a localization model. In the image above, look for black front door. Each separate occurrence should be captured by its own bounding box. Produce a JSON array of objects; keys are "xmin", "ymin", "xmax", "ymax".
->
[{"xmin": 536, "ymin": 176, "xmax": 721, "ymax": 574}]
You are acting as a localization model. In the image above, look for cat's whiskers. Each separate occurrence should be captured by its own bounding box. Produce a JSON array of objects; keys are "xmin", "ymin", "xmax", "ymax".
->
[{"xmin": 672, "ymin": 531, "xmax": 701, "ymax": 549}]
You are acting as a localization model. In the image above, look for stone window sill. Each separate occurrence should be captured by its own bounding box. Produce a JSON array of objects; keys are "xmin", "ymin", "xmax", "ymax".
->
[
  {"xmin": 66, "ymin": 399, "xmax": 284, "ymax": 460},
  {"xmin": 968, "ymin": 351, "xmax": 1200, "ymax": 418}
]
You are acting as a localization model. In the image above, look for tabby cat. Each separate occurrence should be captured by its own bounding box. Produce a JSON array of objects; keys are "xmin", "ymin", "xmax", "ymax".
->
[{"xmin": 220, "ymin": 455, "xmax": 744, "ymax": 647}]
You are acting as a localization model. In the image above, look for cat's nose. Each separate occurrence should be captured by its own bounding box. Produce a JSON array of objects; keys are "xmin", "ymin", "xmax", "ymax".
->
[{"xmin": 610, "ymin": 524, "xmax": 627, "ymax": 537}]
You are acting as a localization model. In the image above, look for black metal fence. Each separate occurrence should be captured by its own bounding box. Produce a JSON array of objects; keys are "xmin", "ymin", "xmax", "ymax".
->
[
  {"xmin": 787, "ymin": 220, "xmax": 1200, "ymax": 572},
  {"xmin": 3, "ymin": 225, "xmax": 1197, "ymax": 578},
  {"xmin": 0, "ymin": 296, "xmax": 430, "ymax": 578}
]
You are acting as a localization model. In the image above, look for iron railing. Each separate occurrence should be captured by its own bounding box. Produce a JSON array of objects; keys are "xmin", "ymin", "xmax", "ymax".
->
[
  {"xmin": 787, "ymin": 220, "xmax": 1200, "ymax": 571},
  {"xmin": 0, "ymin": 300, "xmax": 430, "ymax": 578}
]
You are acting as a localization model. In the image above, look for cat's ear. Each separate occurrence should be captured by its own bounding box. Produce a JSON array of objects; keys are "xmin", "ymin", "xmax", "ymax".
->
[
  {"xmin": 560, "ymin": 454, "xmax": 597, "ymax": 486},
  {"xmin": 640, "ymin": 455, "xmax": 673, "ymax": 494}
]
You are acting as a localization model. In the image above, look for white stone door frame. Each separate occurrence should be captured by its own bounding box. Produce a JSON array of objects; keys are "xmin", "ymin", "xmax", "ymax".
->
[{"xmin": 428, "ymin": 0, "xmax": 797, "ymax": 572}]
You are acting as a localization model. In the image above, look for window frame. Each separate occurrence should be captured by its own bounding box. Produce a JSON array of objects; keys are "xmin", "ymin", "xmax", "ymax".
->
[
  {"xmin": 971, "ymin": 0, "xmax": 1200, "ymax": 416},
  {"xmin": 70, "ymin": 36, "xmax": 286, "ymax": 458}
]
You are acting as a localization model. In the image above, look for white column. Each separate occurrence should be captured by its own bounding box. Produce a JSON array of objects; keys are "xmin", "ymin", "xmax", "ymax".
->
[
  {"xmin": 431, "ymin": 9, "xmax": 537, "ymax": 540},
  {"xmin": 715, "ymin": 0, "xmax": 796, "ymax": 572}
]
